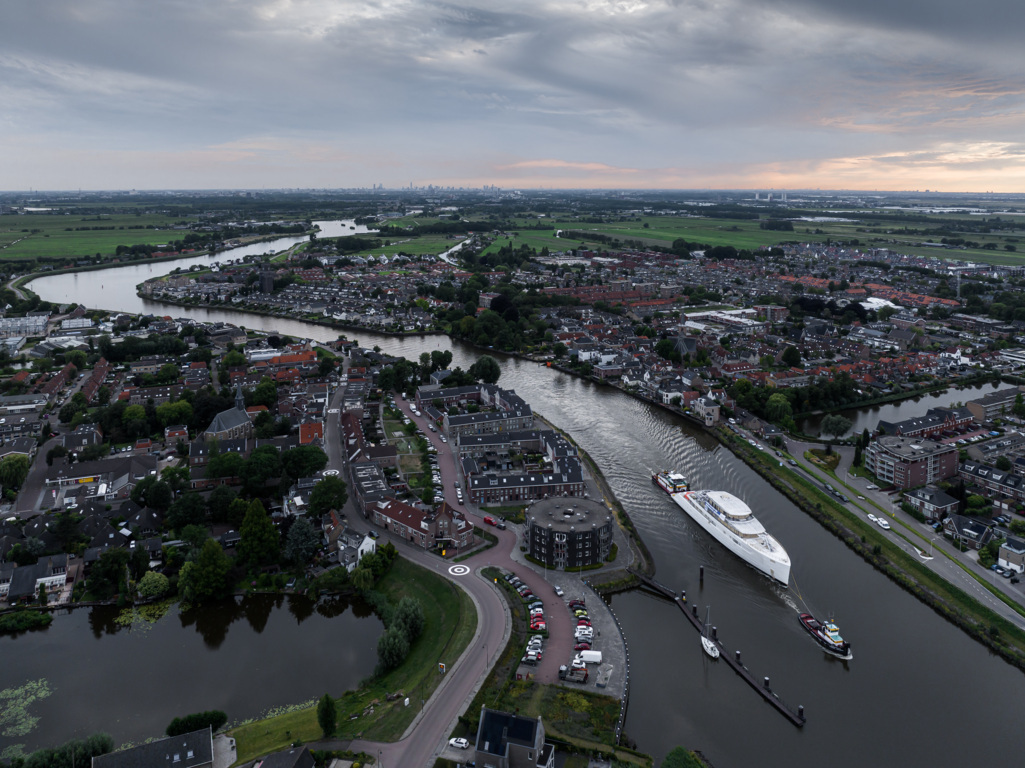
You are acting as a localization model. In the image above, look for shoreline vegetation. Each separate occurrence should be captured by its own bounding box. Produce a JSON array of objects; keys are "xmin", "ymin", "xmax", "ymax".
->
[{"xmin": 227, "ymin": 556, "xmax": 476, "ymax": 765}]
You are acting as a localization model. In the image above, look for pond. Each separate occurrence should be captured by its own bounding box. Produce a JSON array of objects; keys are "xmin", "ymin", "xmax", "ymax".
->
[{"xmin": 0, "ymin": 593, "xmax": 381, "ymax": 755}]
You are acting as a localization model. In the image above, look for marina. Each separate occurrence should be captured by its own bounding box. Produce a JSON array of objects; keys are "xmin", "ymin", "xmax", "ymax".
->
[{"xmin": 632, "ymin": 571, "xmax": 806, "ymax": 728}]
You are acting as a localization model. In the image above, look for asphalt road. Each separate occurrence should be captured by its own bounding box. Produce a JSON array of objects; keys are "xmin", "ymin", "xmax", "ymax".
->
[
  {"xmin": 769, "ymin": 431, "xmax": 1025, "ymax": 631},
  {"xmin": 323, "ymin": 375, "xmax": 521, "ymax": 767}
]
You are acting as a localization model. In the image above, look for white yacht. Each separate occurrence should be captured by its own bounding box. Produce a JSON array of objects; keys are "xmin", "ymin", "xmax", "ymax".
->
[{"xmin": 672, "ymin": 489, "xmax": 791, "ymax": 586}]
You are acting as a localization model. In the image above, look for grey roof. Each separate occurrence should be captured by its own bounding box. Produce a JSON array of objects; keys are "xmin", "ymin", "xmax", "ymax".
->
[
  {"xmin": 475, "ymin": 707, "xmax": 539, "ymax": 757},
  {"xmin": 92, "ymin": 728, "xmax": 212, "ymax": 768},
  {"xmin": 204, "ymin": 406, "xmax": 251, "ymax": 435},
  {"xmin": 257, "ymin": 746, "xmax": 315, "ymax": 768}
]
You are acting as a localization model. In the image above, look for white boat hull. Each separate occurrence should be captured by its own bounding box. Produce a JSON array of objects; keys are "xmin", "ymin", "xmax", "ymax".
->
[
  {"xmin": 701, "ymin": 636, "xmax": 720, "ymax": 659},
  {"xmin": 673, "ymin": 492, "xmax": 791, "ymax": 586}
]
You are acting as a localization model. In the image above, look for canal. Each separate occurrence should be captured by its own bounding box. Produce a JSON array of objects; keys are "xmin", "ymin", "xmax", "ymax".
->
[{"xmin": 27, "ymin": 238, "xmax": 1025, "ymax": 767}]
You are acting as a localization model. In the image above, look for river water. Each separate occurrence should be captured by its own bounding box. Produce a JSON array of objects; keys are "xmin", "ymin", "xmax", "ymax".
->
[
  {"xmin": 27, "ymin": 230, "xmax": 1025, "ymax": 767},
  {"xmin": 797, "ymin": 380, "xmax": 1005, "ymax": 437},
  {"xmin": 0, "ymin": 594, "xmax": 380, "ymax": 754}
]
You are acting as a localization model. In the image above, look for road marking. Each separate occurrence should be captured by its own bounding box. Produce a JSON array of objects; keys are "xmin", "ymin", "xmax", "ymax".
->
[
  {"xmin": 328, "ymin": 408, "xmax": 339, "ymax": 414},
  {"xmin": 323, "ymin": 469, "xmax": 339, "ymax": 476},
  {"xmin": 448, "ymin": 564, "xmax": 470, "ymax": 576}
]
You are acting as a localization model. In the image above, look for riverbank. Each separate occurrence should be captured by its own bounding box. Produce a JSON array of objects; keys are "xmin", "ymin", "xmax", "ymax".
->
[
  {"xmin": 136, "ymin": 287, "xmax": 448, "ymax": 339},
  {"xmin": 534, "ymin": 413, "xmax": 655, "ymax": 592},
  {"xmin": 11, "ymin": 231, "xmax": 319, "ymax": 299},
  {"xmin": 720, "ymin": 428, "xmax": 1025, "ymax": 670},
  {"xmin": 227, "ymin": 556, "xmax": 476, "ymax": 765}
]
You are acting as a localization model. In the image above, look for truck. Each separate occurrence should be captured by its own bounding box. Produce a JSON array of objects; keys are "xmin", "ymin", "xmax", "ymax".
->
[
  {"xmin": 559, "ymin": 665, "xmax": 589, "ymax": 683},
  {"xmin": 578, "ymin": 650, "xmax": 603, "ymax": 664}
]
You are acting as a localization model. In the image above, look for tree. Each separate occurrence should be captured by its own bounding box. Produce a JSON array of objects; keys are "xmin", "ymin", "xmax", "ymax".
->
[
  {"xmin": 351, "ymin": 563, "xmax": 375, "ymax": 592},
  {"xmin": 468, "ymin": 354, "xmax": 501, "ymax": 384},
  {"xmin": 166, "ymin": 492, "xmax": 207, "ymax": 532},
  {"xmin": 1014, "ymin": 392, "xmax": 1025, "ymax": 419},
  {"xmin": 283, "ymin": 517, "xmax": 320, "ymax": 568},
  {"xmin": 131, "ymin": 476, "xmax": 173, "ymax": 511},
  {"xmin": 765, "ymin": 392, "xmax": 793, "ymax": 424},
  {"xmin": 0, "ymin": 454, "xmax": 30, "ymax": 490},
  {"xmin": 138, "ymin": 571, "xmax": 170, "ymax": 599},
  {"xmin": 394, "ymin": 596, "xmax": 425, "ymax": 643},
  {"xmin": 166, "ymin": 710, "xmax": 228, "ymax": 737},
  {"xmin": 207, "ymin": 483, "xmax": 238, "ymax": 522},
  {"xmin": 996, "ymin": 455, "xmax": 1013, "ymax": 471},
  {"xmin": 780, "ymin": 346, "xmax": 802, "ymax": 367},
  {"xmin": 180, "ymin": 539, "xmax": 232, "ymax": 603},
  {"xmin": 14, "ymin": 732, "xmax": 115, "ymax": 768},
  {"xmin": 87, "ymin": 549, "xmax": 130, "ymax": 600},
  {"xmin": 376, "ymin": 625, "xmax": 410, "ymax": 672},
  {"xmin": 161, "ymin": 465, "xmax": 192, "ymax": 496},
  {"xmin": 156, "ymin": 399, "xmax": 193, "ymax": 428},
  {"xmin": 317, "ymin": 694, "xmax": 337, "ymax": 738},
  {"xmin": 206, "ymin": 451, "xmax": 245, "ymax": 479},
  {"xmin": 251, "ymin": 377, "xmax": 278, "ymax": 409},
  {"xmin": 661, "ymin": 746, "xmax": 705, "ymax": 768},
  {"xmin": 241, "ymin": 445, "xmax": 283, "ymax": 493},
  {"xmin": 221, "ymin": 349, "xmax": 247, "ymax": 368},
  {"xmin": 281, "ymin": 445, "xmax": 328, "ymax": 481},
  {"xmin": 309, "ymin": 475, "xmax": 348, "ymax": 516},
  {"xmin": 820, "ymin": 414, "xmax": 853, "ymax": 440},
  {"xmin": 122, "ymin": 403, "xmax": 148, "ymax": 437},
  {"xmin": 237, "ymin": 499, "xmax": 279, "ymax": 569}
]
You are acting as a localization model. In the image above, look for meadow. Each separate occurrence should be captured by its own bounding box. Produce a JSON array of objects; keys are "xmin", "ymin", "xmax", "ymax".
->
[{"xmin": 0, "ymin": 212, "xmax": 185, "ymax": 262}]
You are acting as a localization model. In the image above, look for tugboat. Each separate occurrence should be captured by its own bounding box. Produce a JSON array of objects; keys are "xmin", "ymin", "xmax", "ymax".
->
[
  {"xmin": 799, "ymin": 613, "xmax": 852, "ymax": 660},
  {"xmin": 652, "ymin": 470, "xmax": 689, "ymax": 495}
]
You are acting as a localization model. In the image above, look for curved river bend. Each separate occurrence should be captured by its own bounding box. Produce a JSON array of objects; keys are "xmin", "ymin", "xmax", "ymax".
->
[{"xmin": 28, "ymin": 232, "xmax": 1025, "ymax": 767}]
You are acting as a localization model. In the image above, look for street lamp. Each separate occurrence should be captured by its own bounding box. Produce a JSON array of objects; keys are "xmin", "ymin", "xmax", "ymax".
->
[{"xmin": 930, "ymin": 536, "xmax": 937, "ymax": 558}]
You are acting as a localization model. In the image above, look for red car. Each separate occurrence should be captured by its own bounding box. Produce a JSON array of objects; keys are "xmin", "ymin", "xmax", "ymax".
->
[
  {"xmin": 577, "ymin": 619, "xmax": 592, "ymax": 627},
  {"xmin": 574, "ymin": 642, "xmax": 591, "ymax": 651},
  {"xmin": 483, "ymin": 516, "xmax": 498, "ymax": 526}
]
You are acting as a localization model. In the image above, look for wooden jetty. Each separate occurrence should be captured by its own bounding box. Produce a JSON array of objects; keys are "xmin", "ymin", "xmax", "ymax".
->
[{"xmin": 631, "ymin": 569, "xmax": 806, "ymax": 727}]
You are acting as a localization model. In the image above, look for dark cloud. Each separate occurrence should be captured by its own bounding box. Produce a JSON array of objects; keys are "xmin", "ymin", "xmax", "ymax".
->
[{"xmin": 1, "ymin": 0, "xmax": 1024, "ymax": 189}]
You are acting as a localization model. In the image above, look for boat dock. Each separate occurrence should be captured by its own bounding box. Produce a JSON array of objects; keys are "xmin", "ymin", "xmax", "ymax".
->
[{"xmin": 630, "ymin": 569, "xmax": 806, "ymax": 727}]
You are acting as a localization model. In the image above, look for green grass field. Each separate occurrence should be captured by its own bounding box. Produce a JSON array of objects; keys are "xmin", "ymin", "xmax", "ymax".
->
[
  {"xmin": 0, "ymin": 212, "xmax": 185, "ymax": 261},
  {"xmin": 228, "ymin": 557, "xmax": 477, "ymax": 765},
  {"xmin": 479, "ymin": 212, "xmax": 1025, "ymax": 267}
]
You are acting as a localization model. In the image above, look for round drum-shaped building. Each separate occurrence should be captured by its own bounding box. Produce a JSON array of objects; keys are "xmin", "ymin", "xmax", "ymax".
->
[{"xmin": 526, "ymin": 498, "xmax": 614, "ymax": 569}]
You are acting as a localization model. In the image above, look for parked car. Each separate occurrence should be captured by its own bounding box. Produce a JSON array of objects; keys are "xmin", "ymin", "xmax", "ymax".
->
[
  {"xmin": 449, "ymin": 738, "xmax": 469, "ymax": 749},
  {"xmin": 528, "ymin": 601, "xmax": 544, "ymax": 610},
  {"xmin": 496, "ymin": 522, "xmax": 507, "ymax": 530},
  {"xmin": 483, "ymin": 516, "xmax": 497, "ymax": 526},
  {"xmin": 574, "ymin": 642, "xmax": 591, "ymax": 651}
]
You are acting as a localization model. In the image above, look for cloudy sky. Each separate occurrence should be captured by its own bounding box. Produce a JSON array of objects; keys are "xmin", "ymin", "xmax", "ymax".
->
[{"xmin": 3, "ymin": 0, "xmax": 1025, "ymax": 191}]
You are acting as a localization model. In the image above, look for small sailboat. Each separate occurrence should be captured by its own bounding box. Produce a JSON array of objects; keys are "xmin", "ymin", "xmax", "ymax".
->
[{"xmin": 701, "ymin": 606, "xmax": 720, "ymax": 659}]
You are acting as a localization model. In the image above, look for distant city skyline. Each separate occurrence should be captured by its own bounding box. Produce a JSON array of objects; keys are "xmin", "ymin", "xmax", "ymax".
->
[{"xmin": 3, "ymin": 1, "xmax": 1025, "ymax": 192}]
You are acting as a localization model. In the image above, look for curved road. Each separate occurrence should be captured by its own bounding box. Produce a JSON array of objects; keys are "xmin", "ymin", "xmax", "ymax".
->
[{"xmin": 322, "ymin": 375, "xmax": 535, "ymax": 767}]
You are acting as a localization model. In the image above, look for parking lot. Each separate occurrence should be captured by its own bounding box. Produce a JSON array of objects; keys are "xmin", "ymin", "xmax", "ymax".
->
[{"xmin": 505, "ymin": 569, "xmax": 626, "ymax": 700}]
